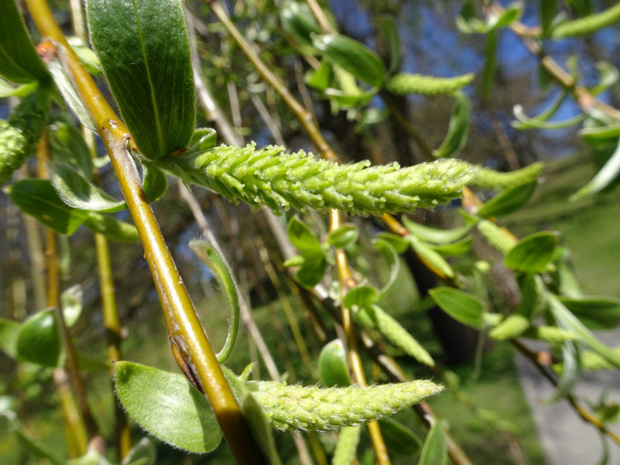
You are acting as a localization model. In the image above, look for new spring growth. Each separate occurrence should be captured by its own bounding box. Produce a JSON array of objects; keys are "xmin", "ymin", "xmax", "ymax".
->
[
  {"xmin": 157, "ymin": 132, "xmax": 476, "ymax": 216},
  {"xmin": 247, "ymin": 379, "xmax": 444, "ymax": 432}
]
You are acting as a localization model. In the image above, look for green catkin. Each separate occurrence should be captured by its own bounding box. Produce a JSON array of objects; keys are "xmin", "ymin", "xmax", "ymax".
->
[
  {"xmin": 522, "ymin": 326, "xmax": 579, "ymax": 344},
  {"xmin": 332, "ymin": 426, "xmax": 361, "ymax": 465},
  {"xmin": 489, "ymin": 314, "xmax": 530, "ymax": 341},
  {"xmin": 471, "ymin": 162, "xmax": 543, "ymax": 190},
  {"xmin": 159, "ymin": 143, "xmax": 476, "ymax": 215},
  {"xmin": 386, "ymin": 73, "xmax": 474, "ymax": 95},
  {"xmin": 0, "ymin": 91, "xmax": 49, "ymax": 184},
  {"xmin": 476, "ymin": 219, "xmax": 516, "ymax": 255},
  {"xmin": 370, "ymin": 305, "xmax": 435, "ymax": 366},
  {"xmin": 248, "ymin": 379, "xmax": 444, "ymax": 432},
  {"xmin": 552, "ymin": 3, "xmax": 620, "ymax": 38},
  {"xmin": 579, "ymin": 350, "xmax": 620, "ymax": 371}
]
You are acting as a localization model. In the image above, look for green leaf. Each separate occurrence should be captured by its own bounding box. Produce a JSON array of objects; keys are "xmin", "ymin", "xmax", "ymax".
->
[
  {"xmin": 16, "ymin": 309, "xmax": 62, "ymax": 367},
  {"xmin": 305, "ymin": 60, "xmax": 333, "ymax": 91},
  {"xmin": 482, "ymin": 31, "xmax": 497, "ymax": 101},
  {"xmin": 318, "ymin": 339, "xmax": 351, "ymax": 387},
  {"xmin": 0, "ymin": 78, "xmax": 38, "ymax": 98},
  {"xmin": 83, "ymin": 212, "xmax": 140, "ymax": 243},
  {"xmin": 476, "ymin": 181, "xmax": 537, "ymax": 218},
  {"xmin": 418, "ymin": 421, "xmax": 447, "ymax": 465},
  {"xmin": 343, "ymin": 286, "xmax": 379, "ymax": 310},
  {"xmin": 324, "ymin": 88, "xmax": 377, "ymax": 108},
  {"xmin": 511, "ymin": 92, "xmax": 567, "ymax": 130},
  {"xmin": 512, "ymin": 104, "xmax": 585, "ymax": 130},
  {"xmin": 122, "ymin": 438, "xmax": 156, "ymax": 465},
  {"xmin": 378, "ymin": 16, "xmax": 402, "ymax": 74},
  {"xmin": 332, "ymin": 426, "xmax": 361, "ymax": 465},
  {"xmin": 288, "ymin": 216, "xmax": 321, "ymax": 253},
  {"xmin": 549, "ymin": 296, "xmax": 620, "ymax": 368},
  {"xmin": 87, "ymin": 0, "xmax": 196, "ymax": 159},
  {"xmin": 280, "ymin": 2, "xmax": 321, "ymax": 48},
  {"xmin": 189, "ymin": 241, "xmax": 241, "ymax": 363},
  {"xmin": 588, "ymin": 62, "xmax": 619, "ymax": 96},
  {"xmin": 0, "ymin": 318, "xmax": 21, "ymax": 359},
  {"xmin": 552, "ymin": 3, "xmax": 620, "ymax": 38},
  {"xmin": 61, "ymin": 285, "xmax": 83, "ymax": 328},
  {"xmin": 429, "ymin": 288, "xmax": 484, "ymax": 329},
  {"xmin": 114, "ymin": 361, "xmax": 223, "ymax": 453},
  {"xmin": 0, "ymin": 0, "xmax": 51, "ymax": 84},
  {"xmin": 380, "ymin": 417, "xmax": 422, "ymax": 456},
  {"xmin": 504, "ymin": 232, "xmax": 558, "ymax": 273},
  {"xmin": 570, "ymin": 137, "xmax": 620, "ymax": 201},
  {"xmin": 313, "ymin": 35, "xmax": 386, "ymax": 88},
  {"xmin": 295, "ymin": 253, "xmax": 329, "ymax": 289},
  {"xmin": 7, "ymin": 179, "xmax": 89, "ymax": 235},
  {"xmin": 456, "ymin": 3, "xmax": 489, "ymax": 34},
  {"xmin": 429, "ymin": 236, "xmax": 473, "ymax": 257},
  {"xmin": 409, "ymin": 236, "xmax": 455, "ymax": 279},
  {"xmin": 327, "ymin": 224, "xmax": 358, "ymax": 248},
  {"xmin": 66, "ymin": 37, "xmax": 102, "ymax": 77},
  {"xmin": 141, "ymin": 163, "xmax": 168, "ymax": 204},
  {"xmin": 402, "ymin": 217, "xmax": 471, "ymax": 244},
  {"xmin": 558, "ymin": 296, "xmax": 620, "ymax": 330},
  {"xmin": 374, "ymin": 238, "xmax": 400, "ymax": 299},
  {"xmin": 375, "ymin": 232, "xmax": 410, "ymax": 253},
  {"xmin": 49, "ymin": 161, "xmax": 125, "ymax": 212},
  {"xmin": 540, "ymin": 0, "xmax": 559, "ymax": 35},
  {"xmin": 433, "ymin": 91, "xmax": 471, "ymax": 158},
  {"xmin": 51, "ymin": 123, "xmax": 94, "ymax": 180}
]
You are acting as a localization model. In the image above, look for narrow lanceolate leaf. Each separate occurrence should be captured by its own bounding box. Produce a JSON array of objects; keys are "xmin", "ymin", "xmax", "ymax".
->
[
  {"xmin": 570, "ymin": 137, "xmax": 620, "ymax": 201},
  {"xmin": 248, "ymin": 379, "xmax": 444, "ymax": 432},
  {"xmin": 418, "ymin": 421, "xmax": 448, "ymax": 465},
  {"xmin": 313, "ymin": 35, "xmax": 387, "ymax": 88},
  {"xmin": 0, "ymin": 90, "xmax": 50, "ymax": 185},
  {"xmin": 429, "ymin": 288, "xmax": 485, "ymax": 329},
  {"xmin": 504, "ymin": 232, "xmax": 557, "ymax": 273},
  {"xmin": 0, "ymin": 0, "xmax": 51, "ymax": 83},
  {"xmin": 386, "ymin": 73, "xmax": 474, "ymax": 96},
  {"xmin": 7, "ymin": 179, "xmax": 89, "ymax": 235},
  {"xmin": 87, "ymin": 0, "xmax": 195, "ymax": 160},
  {"xmin": 552, "ymin": 3, "xmax": 620, "ymax": 38},
  {"xmin": 433, "ymin": 91, "xmax": 471, "ymax": 158},
  {"xmin": 476, "ymin": 181, "xmax": 537, "ymax": 218},
  {"xmin": 159, "ymin": 144, "xmax": 476, "ymax": 215},
  {"xmin": 472, "ymin": 163, "xmax": 543, "ymax": 190},
  {"xmin": 558, "ymin": 296, "xmax": 620, "ymax": 330},
  {"xmin": 114, "ymin": 361, "xmax": 222, "ymax": 453}
]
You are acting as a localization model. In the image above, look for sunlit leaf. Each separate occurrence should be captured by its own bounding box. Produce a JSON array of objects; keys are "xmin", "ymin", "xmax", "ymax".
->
[
  {"xmin": 430, "ymin": 288, "xmax": 484, "ymax": 329},
  {"xmin": 402, "ymin": 217, "xmax": 471, "ymax": 244},
  {"xmin": 87, "ymin": 0, "xmax": 196, "ymax": 159},
  {"xmin": 327, "ymin": 224, "xmax": 358, "ymax": 248},
  {"xmin": 319, "ymin": 339, "xmax": 351, "ymax": 387},
  {"xmin": 504, "ymin": 232, "xmax": 558, "ymax": 273},
  {"xmin": 83, "ymin": 212, "xmax": 140, "ymax": 243},
  {"xmin": 476, "ymin": 181, "xmax": 537, "ymax": 218},
  {"xmin": 433, "ymin": 91, "xmax": 470, "ymax": 158},
  {"xmin": 114, "ymin": 361, "xmax": 222, "ymax": 453},
  {"xmin": 0, "ymin": 318, "xmax": 21, "ymax": 359},
  {"xmin": 288, "ymin": 216, "xmax": 321, "ymax": 253},
  {"xmin": 16, "ymin": 309, "xmax": 62, "ymax": 367},
  {"xmin": 418, "ymin": 420, "xmax": 447, "ymax": 465}
]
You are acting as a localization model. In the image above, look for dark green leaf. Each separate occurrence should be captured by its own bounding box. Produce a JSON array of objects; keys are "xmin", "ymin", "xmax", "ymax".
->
[
  {"xmin": 83, "ymin": 212, "xmax": 140, "ymax": 243},
  {"xmin": 430, "ymin": 288, "xmax": 485, "ymax": 329},
  {"xmin": 16, "ymin": 309, "xmax": 61, "ymax": 367},
  {"xmin": 504, "ymin": 232, "xmax": 558, "ymax": 273},
  {"xmin": 540, "ymin": 0, "xmax": 559, "ymax": 35},
  {"xmin": 0, "ymin": 318, "xmax": 21, "ymax": 359},
  {"xmin": 558, "ymin": 296, "xmax": 620, "ymax": 330},
  {"xmin": 87, "ymin": 0, "xmax": 196, "ymax": 159},
  {"xmin": 476, "ymin": 181, "xmax": 537, "ymax": 218},
  {"xmin": 380, "ymin": 417, "xmax": 422, "ymax": 456},
  {"xmin": 49, "ymin": 161, "xmax": 125, "ymax": 212},
  {"xmin": 418, "ymin": 421, "xmax": 447, "ymax": 465},
  {"xmin": 7, "ymin": 179, "xmax": 89, "ymax": 235},
  {"xmin": 319, "ymin": 339, "xmax": 351, "ymax": 387},
  {"xmin": 402, "ymin": 217, "xmax": 471, "ymax": 244},
  {"xmin": 0, "ymin": 0, "xmax": 51, "ymax": 83},
  {"xmin": 482, "ymin": 31, "xmax": 497, "ymax": 101},
  {"xmin": 327, "ymin": 224, "xmax": 358, "ymax": 248},
  {"xmin": 114, "ymin": 361, "xmax": 222, "ymax": 453},
  {"xmin": 141, "ymin": 163, "xmax": 168, "ymax": 204},
  {"xmin": 295, "ymin": 253, "xmax": 329, "ymax": 289},
  {"xmin": 280, "ymin": 2, "xmax": 321, "ymax": 48},
  {"xmin": 313, "ymin": 35, "xmax": 386, "ymax": 87},
  {"xmin": 51, "ymin": 123, "xmax": 94, "ymax": 180},
  {"xmin": 433, "ymin": 91, "xmax": 470, "ymax": 158},
  {"xmin": 343, "ymin": 286, "xmax": 378, "ymax": 310},
  {"xmin": 378, "ymin": 16, "xmax": 402, "ymax": 74},
  {"xmin": 288, "ymin": 216, "xmax": 321, "ymax": 253}
]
